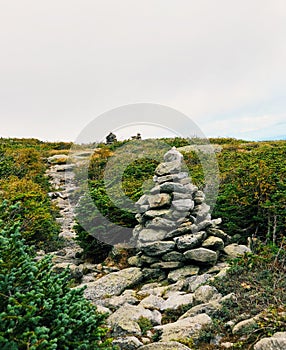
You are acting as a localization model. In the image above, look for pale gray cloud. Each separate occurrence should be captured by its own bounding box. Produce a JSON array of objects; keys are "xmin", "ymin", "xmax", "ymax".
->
[{"xmin": 0, "ymin": 0, "xmax": 285, "ymax": 141}]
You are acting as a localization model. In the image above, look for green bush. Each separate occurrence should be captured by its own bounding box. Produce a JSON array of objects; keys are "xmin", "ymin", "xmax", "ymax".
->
[{"xmin": 0, "ymin": 202, "xmax": 113, "ymax": 350}]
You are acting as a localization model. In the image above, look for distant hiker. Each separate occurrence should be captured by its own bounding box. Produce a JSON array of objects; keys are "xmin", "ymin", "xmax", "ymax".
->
[{"xmin": 106, "ymin": 132, "xmax": 117, "ymax": 144}]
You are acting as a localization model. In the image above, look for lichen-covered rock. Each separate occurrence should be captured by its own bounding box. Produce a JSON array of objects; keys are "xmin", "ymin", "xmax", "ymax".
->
[
  {"xmin": 161, "ymin": 292, "xmax": 194, "ymax": 311},
  {"xmin": 186, "ymin": 273, "xmax": 213, "ymax": 292},
  {"xmin": 184, "ymin": 248, "xmax": 218, "ymax": 265},
  {"xmin": 224, "ymin": 244, "xmax": 251, "ymax": 258},
  {"xmin": 154, "ymin": 313, "xmax": 212, "ymax": 342},
  {"xmin": 140, "ymin": 241, "xmax": 176, "ymax": 256},
  {"xmin": 175, "ymin": 232, "xmax": 206, "ymax": 250},
  {"xmin": 139, "ymin": 295, "xmax": 165, "ymax": 310},
  {"xmin": 112, "ymin": 336, "xmax": 143, "ymax": 350},
  {"xmin": 83, "ymin": 267, "xmax": 143, "ymax": 300},
  {"xmin": 155, "ymin": 160, "xmax": 182, "ymax": 176},
  {"xmin": 150, "ymin": 261, "xmax": 183, "ymax": 269},
  {"xmin": 148, "ymin": 193, "xmax": 171, "ymax": 209},
  {"xmin": 172, "ymin": 199, "xmax": 194, "ymax": 212},
  {"xmin": 138, "ymin": 341, "xmax": 193, "ymax": 350},
  {"xmin": 107, "ymin": 304, "xmax": 161, "ymax": 336},
  {"xmin": 254, "ymin": 332, "xmax": 286, "ymax": 350},
  {"xmin": 167, "ymin": 265, "xmax": 200, "ymax": 282},
  {"xmin": 138, "ymin": 229, "xmax": 169, "ymax": 243},
  {"xmin": 179, "ymin": 301, "xmax": 221, "ymax": 319},
  {"xmin": 202, "ymin": 236, "xmax": 224, "ymax": 251},
  {"xmin": 162, "ymin": 251, "xmax": 185, "ymax": 262},
  {"xmin": 193, "ymin": 285, "xmax": 221, "ymax": 304}
]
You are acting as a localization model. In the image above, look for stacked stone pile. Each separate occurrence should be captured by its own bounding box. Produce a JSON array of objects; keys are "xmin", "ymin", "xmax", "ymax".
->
[{"xmin": 130, "ymin": 147, "xmax": 232, "ymax": 277}]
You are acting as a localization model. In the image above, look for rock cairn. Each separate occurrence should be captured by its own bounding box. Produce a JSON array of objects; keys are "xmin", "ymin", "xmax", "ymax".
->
[{"xmin": 130, "ymin": 147, "xmax": 231, "ymax": 278}]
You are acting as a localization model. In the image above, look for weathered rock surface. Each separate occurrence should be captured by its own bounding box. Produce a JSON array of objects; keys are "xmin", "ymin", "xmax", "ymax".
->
[
  {"xmin": 254, "ymin": 332, "xmax": 286, "ymax": 350},
  {"xmin": 154, "ymin": 313, "xmax": 212, "ymax": 342},
  {"xmin": 168, "ymin": 265, "xmax": 200, "ymax": 282},
  {"xmin": 161, "ymin": 292, "xmax": 194, "ymax": 311},
  {"xmin": 138, "ymin": 342, "xmax": 193, "ymax": 350},
  {"xmin": 224, "ymin": 244, "xmax": 251, "ymax": 258},
  {"xmin": 113, "ymin": 336, "xmax": 143, "ymax": 350},
  {"xmin": 184, "ymin": 248, "xmax": 218, "ymax": 265},
  {"xmin": 83, "ymin": 267, "xmax": 143, "ymax": 300},
  {"xmin": 107, "ymin": 304, "xmax": 161, "ymax": 336}
]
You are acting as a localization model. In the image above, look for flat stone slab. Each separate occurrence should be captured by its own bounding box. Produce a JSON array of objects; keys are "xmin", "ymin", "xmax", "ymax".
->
[
  {"xmin": 154, "ymin": 314, "xmax": 212, "ymax": 342},
  {"xmin": 168, "ymin": 265, "xmax": 200, "ymax": 283},
  {"xmin": 82, "ymin": 267, "xmax": 143, "ymax": 300},
  {"xmin": 184, "ymin": 248, "xmax": 218, "ymax": 265},
  {"xmin": 138, "ymin": 342, "xmax": 193, "ymax": 350}
]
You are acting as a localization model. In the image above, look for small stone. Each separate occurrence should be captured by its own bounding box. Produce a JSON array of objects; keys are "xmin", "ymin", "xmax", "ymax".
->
[
  {"xmin": 254, "ymin": 332, "xmax": 286, "ymax": 350},
  {"xmin": 112, "ymin": 336, "xmax": 143, "ymax": 350},
  {"xmin": 174, "ymin": 232, "xmax": 206, "ymax": 250},
  {"xmin": 155, "ymin": 160, "xmax": 182, "ymax": 176},
  {"xmin": 138, "ymin": 342, "xmax": 193, "ymax": 350},
  {"xmin": 224, "ymin": 244, "xmax": 251, "ymax": 258},
  {"xmin": 144, "ymin": 209, "xmax": 172, "ymax": 218},
  {"xmin": 164, "ymin": 147, "xmax": 184, "ymax": 162},
  {"xmin": 128, "ymin": 256, "xmax": 143, "ymax": 267},
  {"xmin": 140, "ymin": 255, "xmax": 160, "ymax": 265},
  {"xmin": 179, "ymin": 301, "xmax": 221, "ymax": 319},
  {"xmin": 145, "ymin": 217, "xmax": 177, "ymax": 230},
  {"xmin": 168, "ymin": 266, "xmax": 200, "ymax": 283},
  {"xmin": 159, "ymin": 182, "xmax": 186, "ymax": 193},
  {"xmin": 148, "ymin": 193, "xmax": 171, "ymax": 209},
  {"xmin": 139, "ymin": 295, "xmax": 165, "ymax": 310},
  {"xmin": 193, "ymin": 190, "xmax": 205, "ymax": 204},
  {"xmin": 172, "ymin": 199, "xmax": 194, "ymax": 211},
  {"xmin": 184, "ymin": 248, "xmax": 218, "ymax": 265},
  {"xmin": 207, "ymin": 227, "xmax": 230, "ymax": 242},
  {"xmin": 154, "ymin": 314, "xmax": 212, "ymax": 342},
  {"xmin": 140, "ymin": 241, "xmax": 176, "ymax": 256},
  {"xmin": 193, "ymin": 285, "xmax": 221, "ymax": 304},
  {"xmin": 185, "ymin": 274, "xmax": 213, "ymax": 292},
  {"xmin": 138, "ymin": 229, "xmax": 169, "ymax": 242},
  {"xmin": 202, "ymin": 236, "xmax": 224, "ymax": 251},
  {"xmin": 162, "ymin": 251, "xmax": 185, "ymax": 262},
  {"xmin": 161, "ymin": 292, "xmax": 194, "ymax": 311},
  {"xmin": 150, "ymin": 261, "xmax": 183, "ymax": 269},
  {"xmin": 173, "ymin": 192, "xmax": 193, "ymax": 200}
]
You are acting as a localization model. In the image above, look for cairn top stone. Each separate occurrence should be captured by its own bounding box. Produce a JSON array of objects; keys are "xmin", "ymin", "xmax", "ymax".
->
[{"xmin": 164, "ymin": 147, "xmax": 184, "ymax": 162}]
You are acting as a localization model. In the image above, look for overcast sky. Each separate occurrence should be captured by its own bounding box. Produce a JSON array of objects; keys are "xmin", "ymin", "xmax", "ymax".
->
[{"xmin": 1, "ymin": 0, "xmax": 286, "ymax": 142}]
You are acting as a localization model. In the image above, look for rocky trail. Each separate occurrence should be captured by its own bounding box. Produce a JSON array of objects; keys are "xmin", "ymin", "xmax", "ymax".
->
[{"xmin": 43, "ymin": 149, "xmax": 286, "ymax": 350}]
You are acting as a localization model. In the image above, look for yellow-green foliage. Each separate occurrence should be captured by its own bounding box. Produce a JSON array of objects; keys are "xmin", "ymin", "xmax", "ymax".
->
[{"xmin": 0, "ymin": 139, "xmax": 60, "ymax": 249}]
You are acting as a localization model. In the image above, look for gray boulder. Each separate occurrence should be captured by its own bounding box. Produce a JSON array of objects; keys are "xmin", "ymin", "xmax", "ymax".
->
[
  {"xmin": 168, "ymin": 265, "xmax": 200, "ymax": 283},
  {"xmin": 202, "ymin": 236, "xmax": 224, "ymax": 251},
  {"xmin": 148, "ymin": 193, "xmax": 171, "ymax": 209},
  {"xmin": 108, "ymin": 304, "xmax": 161, "ymax": 336},
  {"xmin": 224, "ymin": 244, "xmax": 251, "ymax": 258},
  {"xmin": 172, "ymin": 199, "xmax": 194, "ymax": 212},
  {"xmin": 254, "ymin": 332, "xmax": 286, "ymax": 350},
  {"xmin": 161, "ymin": 292, "xmax": 194, "ymax": 311},
  {"xmin": 112, "ymin": 336, "xmax": 143, "ymax": 350},
  {"xmin": 193, "ymin": 285, "xmax": 221, "ymax": 304},
  {"xmin": 138, "ymin": 229, "xmax": 169, "ymax": 242},
  {"xmin": 155, "ymin": 160, "xmax": 182, "ymax": 176},
  {"xmin": 154, "ymin": 313, "xmax": 212, "ymax": 342},
  {"xmin": 145, "ymin": 217, "xmax": 177, "ymax": 230},
  {"xmin": 164, "ymin": 147, "xmax": 184, "ymax": 162},
  {"xmin": 83, "ymin": 267, "xmax": 143, "ymax": 300},
  {"xmin": 184, "ymin": 248, "xmax": 218, "ymax": 265},
  {"xmin": 140, "ymin": 241, "xmax": 175, "ymax": 256},
  {"xmin": 174, "ymin": 232, "xmax": 206, "ymax": 250},
  {"xmin": 138, "ymin": 341, "xmax": 193, "ymax": 350}
]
